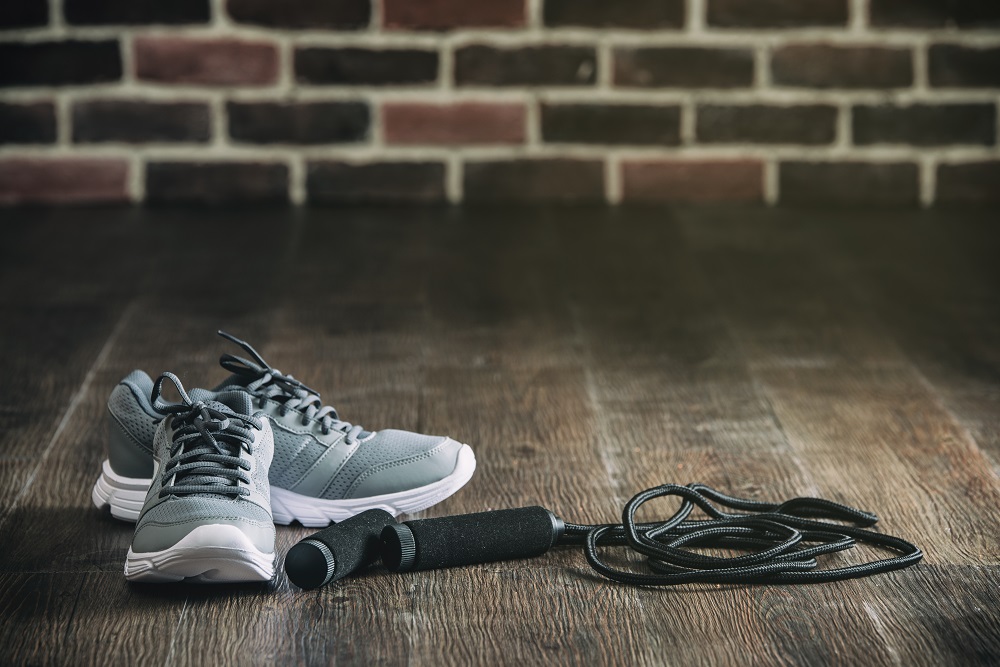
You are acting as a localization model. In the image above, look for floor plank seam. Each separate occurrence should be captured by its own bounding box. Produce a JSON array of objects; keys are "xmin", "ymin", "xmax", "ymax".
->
[
  {"xmin": 162, "ymin": 598, "xmax": 190, "ymax": 667},
  {"xmin": 0, "ymin": 300, "xmax": 136, "ymax": 530}
]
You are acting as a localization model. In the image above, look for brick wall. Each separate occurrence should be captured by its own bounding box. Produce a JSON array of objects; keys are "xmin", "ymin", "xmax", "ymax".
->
[{"xmin": 1, "ymin": 0, "xmax": 999, "ymax": 206}]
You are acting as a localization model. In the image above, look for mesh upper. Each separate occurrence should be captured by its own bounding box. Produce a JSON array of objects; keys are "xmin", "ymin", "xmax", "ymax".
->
[
  {"xmin": 319, "ymin": 429, "xmax": 447, "ymax": 499},
  {"xmin": 110, "ymin": 370, "xmax": 460, "ymax": 503},
  {"xmin": 269, "ymin": 432, "xmax": 326, "ymax": 490},
  {"xmin": 137, "ymin": 495, "xmax": 272, "ymax": 527},
  {"xmin": 108, "ymin": 380, "xmax": 159, "ymax": 449}
]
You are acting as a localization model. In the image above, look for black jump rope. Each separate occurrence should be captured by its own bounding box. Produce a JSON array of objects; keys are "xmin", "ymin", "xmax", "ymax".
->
[
  {"xmin": 204, "ymin": 334, "xmax": 922, "ymax": 589},
  {"xmin": 284, "ymin": 482, "xmax": 923, "ymax": 590}
]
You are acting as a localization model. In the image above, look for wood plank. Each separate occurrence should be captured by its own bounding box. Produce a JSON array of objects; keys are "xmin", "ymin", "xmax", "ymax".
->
[
  {"xmin": 558, "ymin": 208, "xmax": 919, "ymax": 665},
  {"xmin": 680, "ymin": 208, "xmax": 1000, "ymax": 562},
  {"xmin": 0, "ymin": 210, "xmax": 149, "ymax": 513},
  {"xmin": 830, "ymin": 209, "xmax": 1000, "ymax": 473},
  {"xmin": 1, "ymin": 205, "xmax": 998, "ymax": 666},
  {"xmin": 679, "ymin": 207, "xmax": 1000, "ymax": 662},
  {"xmin": 390, "ymin": 208, "xmax": 659, "ymax": 665},
  {"xmin": 0, "ymin": 572, "xmax": 182, "ymax": 666}
]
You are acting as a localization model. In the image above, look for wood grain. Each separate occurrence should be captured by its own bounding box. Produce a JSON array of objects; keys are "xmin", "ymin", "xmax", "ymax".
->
[{"xmin": 0, "ymin": 205, "xmax": 998, "ymax": 666}]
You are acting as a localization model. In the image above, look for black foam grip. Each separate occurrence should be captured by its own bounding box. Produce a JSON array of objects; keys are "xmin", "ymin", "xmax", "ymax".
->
[
  {"xmin": 285, "ymin": 509, "xmax": 396, "ymax": 589},
  {"xmin": 384, "ymin": 506, "xmax": 562, "ymax": 572}
]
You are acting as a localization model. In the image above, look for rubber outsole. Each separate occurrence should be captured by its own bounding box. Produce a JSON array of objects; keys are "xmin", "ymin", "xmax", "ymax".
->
[
  {"xmin": 124, "ymin": 524, "xmax": 275, "ymax": 583},
  {"xmin": 94, "ymin": 443, "xmax": 477, "ymax": 528}
]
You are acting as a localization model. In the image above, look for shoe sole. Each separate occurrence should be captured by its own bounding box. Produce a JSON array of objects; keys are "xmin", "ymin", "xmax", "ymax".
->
[
  {"xmin": 94, "ymin": 443, "xmax": 477, "ymax": 528},
  {"xmin": 124, "ymin": 524, "xmax": 275, "ymax": 583},
  {"xmin": 271, "ymin": 443, "xmax": 477, "ymax": 527},
  {"xmin": 92, "ymin": 459, "xmax": 149, "ymax": 522}
]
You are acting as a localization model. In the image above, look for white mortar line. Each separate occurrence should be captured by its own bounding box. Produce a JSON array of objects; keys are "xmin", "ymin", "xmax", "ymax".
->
[
  {"xmin": 3, "ymin": 142, "xmax": 996, "ymax": 162},
  {"xmin": 596, "ymin": 38, "xmax": 612, "ymax": 90},
  {"xmin": 996, "ymin": 93, "xmax": 1000, "ymax": 150},
  {"xmin": 446, "ymin": 153, "xmax": 462, "ymax": 204},
  {"xmin": 439, "ymin": 40, "xmax": 454, "ymax": 91},
  {"xmin": 837, "ymin": 102, "xmax": 853, "ymax": 148},
  {"xmin": 919, "ymin": 156, "xmax": 935, "ymax": 208},
  {"xmin": 913, "ymin": 39, "xmax": 930, "ymax": 92},
  {"xmin": 5, "ymin": 24, "xmax": 1000, "ymax": 46},
  {"xmin": 688, "ymin": 0, "xmax": 706, "ymax": 34},
  {"xmin": 680, "ymin": 99, "xmax": 696, "ymax": 145},
  {"xmin": 129, "ymin": 152, "xmax": 144, "ymax": 202},
  {"xmin": 605, "ymin": 153, "xmax": 622, "ymax": 204},
  {"xmin": 849, "ymin": 0, "xmax": 867, "ymax": 33},
  {"xmin": 756, "ymin": 43, "xmax": 772, "ymax": 89},
  {"xmin": 527, "ymin": 0, "xmax": 543, "ymax": 30},
  {"xmin": 54, "ymin": 93, "xmax": 70, "ymax": 146},
  {"xmin": 526, "ymin": 92, "xmax": 541, "ymax": 145},
  {"xmin": 764, "ymin": 159, "xmax": 779, "ymax": 205},
  {"xmin": 289, "ymin": 153, "xmax": 306, "ymax": 205},
  {"xmin": 49, "ymin": 0, "xmax": 65, "ymax": 33},
  {"xmin": 11, "ymin": 84, "xmax": 1000, "ymax": 106},
  {"xmin": 209, "ymin": 95, "xmax": 226, "ymax": 147}
]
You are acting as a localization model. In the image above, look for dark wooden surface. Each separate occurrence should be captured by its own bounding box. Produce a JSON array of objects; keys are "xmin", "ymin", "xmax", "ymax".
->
[{"xmin": 1, "ymin": 205, "xmax": 998, "ymax": 666}]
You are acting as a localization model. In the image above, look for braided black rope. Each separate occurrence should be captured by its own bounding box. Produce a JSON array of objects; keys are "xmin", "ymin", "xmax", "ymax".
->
[{"xmin": 559, "ymin": 483, "xmax": 922, "ymax": 586}]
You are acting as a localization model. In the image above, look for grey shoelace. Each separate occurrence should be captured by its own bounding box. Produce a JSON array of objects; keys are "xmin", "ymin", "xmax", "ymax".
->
[
  {"xmin": 151, "ymin": 372, "xmax": 262, "ymax": 498},
  {"xmin": 217, "ymin": 331, "xmax": 366, "ymax": 444}
]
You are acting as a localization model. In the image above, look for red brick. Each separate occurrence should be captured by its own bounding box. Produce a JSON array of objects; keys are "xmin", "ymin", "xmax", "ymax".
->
[
  {"xmin": 464, "ymin": 159, "xmax": 604, "ymax": 202},
  {"xmin": 853, "ymin": 103, "xmax": 996, "ymax": 146},
  {"xmin": 383, "ymin": 102, "xmax": 525, "ymax": 145},
  {"xmin": 779, "ymin": 161, "xmax": 918, "ymax": 205},
  {"xmin": 72, "ymin": 100, "xmax": 211, "ymax": 143},
  {"xmin": 135, "ymin": 37, "xmax": 279, "ymax": 86},
  {"xmin": 929, "ymin": 45, "xmax": 1000, "ymax": 88},
  {"xmin": 228, "ymin": 0, "xmax": 369, "ymax": 29},
  {"xmin": 1, "ymin": 0, "xmax": 48, "ymax": 29},
  {"xmin": 0, "ymin": 41, "xmax": 121, "ymax": 86},
  {"xmin": 772, "ymin": 44, "xmax": 912, "ymax": 89},
  {"xmin": 307, "ymin": 161, "xmax": 446, "ymax": 203},
  {"xmin": 621, "ymin": 159, "xmax": 763, "ymax": 203},
  {"xmin": 541, "ymin": 103, "xmax": 681, "ymax": 145},
  {"xmin": 937, "ymin": 162, "xmax": 1000, "ymax": 203},
  {"xmin": 697, "ymin": 104, "xmax": 837, "ymax": 144},
  {"xmin": 384, "ymin": 0, "xmax": 525, "ymax": 30},
  {"xmin": 296, "ymin": 48, "xmax": 438, "ymax": 85},
  {"xmin": 0, "ymin": 158, "xmax": 128, "ymax": 205},
  {"xmin": 0, "ymin": 102, "xmax": 57, "ymax": 144},
  {"xmin": 614, "ymin": 47, "xmax": 755, "ymax": 88},
  {"xmin": 146, "ymin": 161, "xmax": 288, "ymax": 204},
  {"xmin": 708, "ymin": 0, "xmax": 847, "ymax": 27},
  {"xmin": 544, "ymin": 0, "xmax": 684, "ymax": 29},
  {"xmin": 455, "ymin": 45, "xmax": 596, "ymax": 87},
  {"xmin": 870, "ymin": 0, "xmax": 1000, "ymax": 28}
]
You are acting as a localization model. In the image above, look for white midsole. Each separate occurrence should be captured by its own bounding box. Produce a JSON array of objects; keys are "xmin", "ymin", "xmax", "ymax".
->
[
  {"xmin": 124, "ymin": 524, "xmax": 275, "ymax": 583},
  {"xmin": 93, "ymin": 443, "xmax": 476, "ymax": 528},
  {"xmin": 91, "ymin": 460, "xmax": 151, "ymax": 522}
]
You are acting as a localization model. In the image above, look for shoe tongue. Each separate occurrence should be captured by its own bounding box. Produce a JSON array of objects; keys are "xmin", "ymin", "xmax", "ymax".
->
[
  {"xmin": 188, "ymin": 388, "xmax": 253, "ymax": 416},
  {"xmin": 171, "ymin": 389, "xmax": 254, "ymax": 500}
]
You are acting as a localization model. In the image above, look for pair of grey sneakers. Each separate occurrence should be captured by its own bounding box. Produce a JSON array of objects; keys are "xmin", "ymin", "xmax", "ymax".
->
[{"xmin": 97, "ymin": 333, "xmax": 476, "ymax": 583}]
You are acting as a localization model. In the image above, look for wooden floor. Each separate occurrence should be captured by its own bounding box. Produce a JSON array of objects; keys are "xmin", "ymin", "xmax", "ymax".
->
[{"xmin": 1, "ymin": 205, "xmax": 998, "ymax": 666}]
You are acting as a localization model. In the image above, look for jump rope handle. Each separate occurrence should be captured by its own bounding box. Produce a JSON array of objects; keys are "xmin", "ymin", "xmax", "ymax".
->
[
  {"xmin": 284, "ymin": 509, "xmax": 397, "ymax": 589},
  {"xmin": 380, "ymin": 506, "xmax": 564, "ymax": 572}
]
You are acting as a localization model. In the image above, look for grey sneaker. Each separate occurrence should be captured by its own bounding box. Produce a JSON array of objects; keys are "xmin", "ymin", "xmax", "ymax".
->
[
  {"xmin": 93, "ymin": 332, "xmax": 477, "ymax": 527},
  {"xmin": 124, "ymin": 373, "xmax": 275, "ymax": 583}
]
